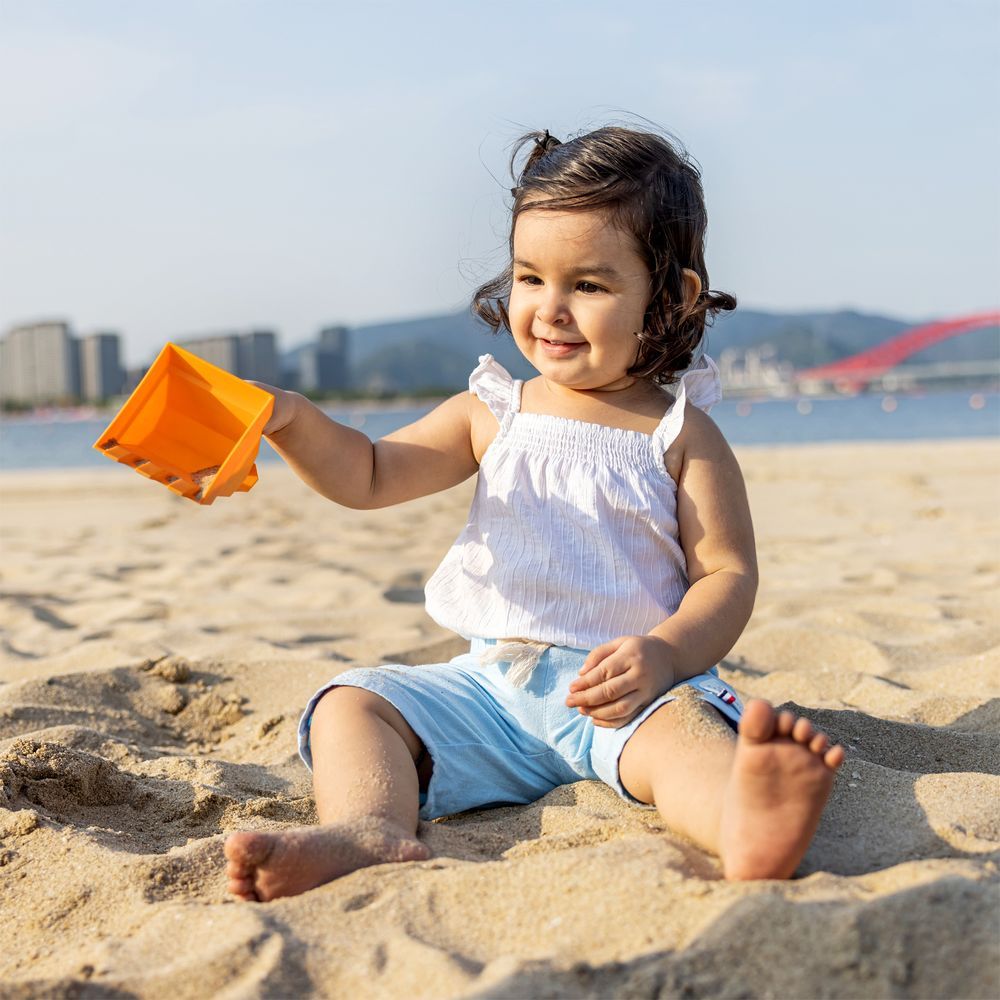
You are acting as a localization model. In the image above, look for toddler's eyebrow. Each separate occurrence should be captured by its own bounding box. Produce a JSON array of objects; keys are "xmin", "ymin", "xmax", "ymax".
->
[{"xmin": 513, "ymin": 258, "xmax": 623, "ymax": 279}]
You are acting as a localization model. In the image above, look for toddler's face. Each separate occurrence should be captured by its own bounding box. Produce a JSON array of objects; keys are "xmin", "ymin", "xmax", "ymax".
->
[{"xmin": 508, "ymin": 207, "xmax": 652, "ymax": 394}]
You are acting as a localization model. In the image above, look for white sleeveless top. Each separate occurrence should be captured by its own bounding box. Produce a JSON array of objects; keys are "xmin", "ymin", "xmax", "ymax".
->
[{"xmin": 424, "ymin": 354, "xmax": 722, "ymax": 650}]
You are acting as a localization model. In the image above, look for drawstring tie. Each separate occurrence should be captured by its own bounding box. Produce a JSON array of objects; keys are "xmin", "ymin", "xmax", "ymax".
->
[{"xmin": 478, "ymin": 639, "xmax": 553, "ymax": 687}]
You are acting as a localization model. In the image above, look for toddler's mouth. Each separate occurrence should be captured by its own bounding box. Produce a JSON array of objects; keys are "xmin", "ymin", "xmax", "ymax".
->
[{"xmin": 538, "ymin": 338, "xmax": 585, "ymax": 357}]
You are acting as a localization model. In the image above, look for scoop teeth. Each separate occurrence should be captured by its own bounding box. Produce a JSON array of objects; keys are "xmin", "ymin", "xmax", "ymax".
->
[
  {"xmin": 99, "ymin": 439, "xmax": 136, "ymax": 462},
  {"xmin": 166, "ymin": 478, "xmax": 201, "ymax": 499},
  {"xmin": 96, "ymin": 446, "xmax": 204, "ymax": 500}
]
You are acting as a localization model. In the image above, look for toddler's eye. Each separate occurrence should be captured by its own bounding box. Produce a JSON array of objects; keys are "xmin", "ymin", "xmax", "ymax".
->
[
  {"xmin": 517, "ymin": 274, "xmax": 542, "ymax": 286},
  {"xmin": 577, "ymin": 281, "xmax": 605, "ymax": 294}
]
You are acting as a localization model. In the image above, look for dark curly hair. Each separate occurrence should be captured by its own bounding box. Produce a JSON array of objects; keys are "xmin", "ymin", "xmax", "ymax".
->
[{"xmin": 473, "ymin": 126, "xmax": 736, "ymax": 384}]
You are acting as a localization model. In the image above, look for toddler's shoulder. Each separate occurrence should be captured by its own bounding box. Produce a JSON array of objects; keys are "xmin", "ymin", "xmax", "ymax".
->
[
  {"xmin": 677, "ymin": 399, "xmax": 724, "ymax": 438},
  {"xmin": 663, "ymin": 402, "xmax": 735, "ymax": 482}
]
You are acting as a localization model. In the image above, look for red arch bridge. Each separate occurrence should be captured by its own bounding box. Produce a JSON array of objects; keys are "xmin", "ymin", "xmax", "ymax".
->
[{"xmin": 795, "ymin": 310, "xmax": 999, "ymax": 391}]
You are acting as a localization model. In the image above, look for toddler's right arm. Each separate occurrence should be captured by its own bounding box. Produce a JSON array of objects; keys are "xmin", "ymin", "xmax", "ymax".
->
[{"xmin": 253, "ymin": 385, "xmax": 480, "ymax": 509}]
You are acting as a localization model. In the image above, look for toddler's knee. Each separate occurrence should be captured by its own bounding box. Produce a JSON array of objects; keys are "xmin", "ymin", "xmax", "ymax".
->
[
  {"xmin": 311, "ymin": 685, "xmax": 424, "ymax": 760},
  {"xmin": 312, "ymin": 685, "xmax": 388, "ymax": 725}
]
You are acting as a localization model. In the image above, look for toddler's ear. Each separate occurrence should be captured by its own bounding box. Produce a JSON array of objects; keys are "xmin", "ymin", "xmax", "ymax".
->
[{"xmin": 680, "ymin": 269, "xmax": 702, "ymax": 311}]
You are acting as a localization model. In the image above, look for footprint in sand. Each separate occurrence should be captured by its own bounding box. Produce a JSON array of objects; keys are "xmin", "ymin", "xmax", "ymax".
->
[
  {"xmin": 0, "ymin": 660, "xmax": 249, "ymax": 754},
  {"xmin": 382, "ymin": 636, "xmax": 470, "ymax": 666},
  {"xmin": 0, "ymin": 739, "xmax": 148, "ymax": 820},
  {"xmin": 1, "ymin": 592, "xmax": 75, "ymax": 631},
  {"xmin": 1, "ymin": 738, "xmax": 308, "ymax": 853},
  {"xmin": 342, "ymin": 889, "xmax": 380, "ymax": 912},
  {"xmin": 382, "ymin": 571, "xmax": 426, "ymax": 605}
]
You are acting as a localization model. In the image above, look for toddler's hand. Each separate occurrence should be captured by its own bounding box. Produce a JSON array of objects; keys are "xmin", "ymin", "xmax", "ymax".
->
[
  {"xmin": 564, "ymin": 636, "xmax": 674, "ymax": 729},
  {"xmin": 247, "ymin": 382, "xmax": 300, "ymax": 437}
]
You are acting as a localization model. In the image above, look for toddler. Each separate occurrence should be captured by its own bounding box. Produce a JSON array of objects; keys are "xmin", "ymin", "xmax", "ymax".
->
[{"xmin": 224, "ymin": 125, "xmax": 844, "ymax": 901}]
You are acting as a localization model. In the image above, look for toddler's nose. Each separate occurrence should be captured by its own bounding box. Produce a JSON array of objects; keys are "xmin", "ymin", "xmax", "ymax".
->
[{"xmin": 536, "ymin": 290, "xmax": 570, "ymax": 327}]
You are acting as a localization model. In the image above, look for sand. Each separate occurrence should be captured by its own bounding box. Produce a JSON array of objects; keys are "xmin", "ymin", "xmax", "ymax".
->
[{"xmin": 1, "ymin": 439, "xmax": 998, "ymax": 999}]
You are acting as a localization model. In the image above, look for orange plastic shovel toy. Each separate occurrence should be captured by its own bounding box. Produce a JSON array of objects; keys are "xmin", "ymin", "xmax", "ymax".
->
[{"xmin": 93, "ymin": 343, "xmax": 274, "ymax": 505}]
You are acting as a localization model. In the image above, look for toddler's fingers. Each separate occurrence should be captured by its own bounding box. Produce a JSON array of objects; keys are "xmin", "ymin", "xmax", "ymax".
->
[
  {"xmin": 570, "ymin": 651, "xmax": 629, "ymax": 694},
  {"xmin": 566, "ymin": 673, "xmax": 636, "ymax": 708},
  {"xmin": 581, "ymin": 694, "xmax": 638, "ymax": 723},
  {"xmin": 579, "ymin": 639, "xmax": 623, "ymax": 675}
]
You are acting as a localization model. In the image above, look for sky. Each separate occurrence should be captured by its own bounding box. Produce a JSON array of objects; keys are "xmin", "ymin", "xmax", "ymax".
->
[{"xmin": 1, "ymin": 0, "xmax": 998, "ymax": 366}]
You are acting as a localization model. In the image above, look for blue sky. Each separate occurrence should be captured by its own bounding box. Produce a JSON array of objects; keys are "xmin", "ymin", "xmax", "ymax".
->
[{"xmin": 1, "ymin": 0, "xmax": 998, "ymax": 364}]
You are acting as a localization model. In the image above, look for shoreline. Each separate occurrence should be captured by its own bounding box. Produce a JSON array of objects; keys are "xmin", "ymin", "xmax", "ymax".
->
[
  {"xmin": 0, "ymin": 396, "xmax": 447, "ymax": 423},
  {"xmin": 1, "ymin": 434, "xmax": 997, "ymax": 480}
]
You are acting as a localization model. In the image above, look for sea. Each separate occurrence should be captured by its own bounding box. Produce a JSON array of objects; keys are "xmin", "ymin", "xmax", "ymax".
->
[{"xmin": 0, "ymin": 389, "xmax": 996, "ymax": 472}]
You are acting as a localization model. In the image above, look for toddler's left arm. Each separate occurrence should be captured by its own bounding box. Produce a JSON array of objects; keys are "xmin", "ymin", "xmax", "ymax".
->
[{"xmin": 566, "ymin": 406, "xmax": 757, "ymax": 728}]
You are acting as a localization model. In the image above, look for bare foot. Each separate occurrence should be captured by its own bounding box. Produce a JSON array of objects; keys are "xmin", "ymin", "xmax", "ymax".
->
[
  {"xmin": 224, "ymin": 816, "xmax": 430, "ymax": 901},
  {"xmin": 720, "ymin": 699, "xmax": 844, "ymax": 880}
]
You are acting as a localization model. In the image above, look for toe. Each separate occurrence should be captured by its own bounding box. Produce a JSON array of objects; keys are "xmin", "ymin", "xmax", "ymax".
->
[
  {"xmin": 226, "ymin": 858, "xmax": 251, "ymax": 879},
  {"xmin": 223, "ymin": 833, "xmax": 243, "ymax": 862},
  {"xmin": 224, "ymin": 831, "xmax": 275, "ymax": 868},
  {"xmin": 737, "ymin": 699, "xmax": 776, "ymax": 743},
  {"xmin": 824, "ymin": 744, "xmax": 846, "ymax": 769},
  {"xmin": 809, "ymin": 732, "xmax": 830, "ymax": 755},
  {"xmin": 792, "ymin": 717, "xmax": 815, "ymax": 744},
  {"xmin": 775, "ymin": 710, "xmax": 796, "ymax": 738},
  {"xmin": 227, "ymin": 877, "xmax": 259, "ymax": 901}
]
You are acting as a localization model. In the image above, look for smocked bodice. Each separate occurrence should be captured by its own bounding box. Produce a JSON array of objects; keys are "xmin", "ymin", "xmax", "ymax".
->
[{"xmin": 423, "ymin": 354, "xmax": 721, "ymax": 649}]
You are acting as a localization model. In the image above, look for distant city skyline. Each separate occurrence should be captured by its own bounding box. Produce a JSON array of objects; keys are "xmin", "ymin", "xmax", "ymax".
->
[{"xmin": 2, "ymin": 1, "xmax": 998, "ymax": 367}]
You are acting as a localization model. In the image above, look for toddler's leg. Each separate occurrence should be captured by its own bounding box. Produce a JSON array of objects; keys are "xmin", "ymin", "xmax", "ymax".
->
[
  {"xmin": 618, "ymin": 694, "xmax": 843, "ymax": 880},
  {"xmin": 224, "ymin": 687, "xmax": 431, "ymax": 901}
]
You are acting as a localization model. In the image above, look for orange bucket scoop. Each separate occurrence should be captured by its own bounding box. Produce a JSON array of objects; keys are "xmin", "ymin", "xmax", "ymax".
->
[{"xmin": 93, "ymin": 343, "xmax": 274, "ymax": 505}]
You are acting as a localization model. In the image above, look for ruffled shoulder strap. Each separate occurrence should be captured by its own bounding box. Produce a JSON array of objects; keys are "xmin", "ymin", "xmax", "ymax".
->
[
  {"xmin": 469, "ymin": 354, "xmax": 521, "ymax": 422},
  {"xmin": 651, "ymin": 355, "xmax": 722, "ymax": 456}
]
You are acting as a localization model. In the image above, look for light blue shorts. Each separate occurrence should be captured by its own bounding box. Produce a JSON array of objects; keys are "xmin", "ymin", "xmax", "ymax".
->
[{"xmin": 297, "ymin": 638, "xmax": 743, "ymax": 821}]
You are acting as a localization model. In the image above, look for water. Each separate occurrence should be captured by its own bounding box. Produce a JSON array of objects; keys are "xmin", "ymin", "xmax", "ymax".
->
[
  {"xmin": 0, "ymin": 405, "xmax": 438, "ymax": 472},
  {"xmin": 1, "ymin": 390, "xmax": 996, "ymax": 471},
  {"xmin": 714, "ymin": 390, "xmax": 998, "ymax": 446}
]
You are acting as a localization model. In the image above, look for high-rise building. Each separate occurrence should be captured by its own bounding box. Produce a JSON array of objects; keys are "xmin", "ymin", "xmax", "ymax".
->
[
  {"xmin": 175, "ymin": 330, "xmax": 279, "ymax": 384},
  {"xmin": 236, "ymin": 330, "xmax": 279, "ymax": 386},
  {"xmin": 80, "ymin": 332, "xmax": 124, "ymax": 400},
  {"xmin": 0, "ymin": 321, "xmax": 81, "ymax": 405},
  {"xmin": 299, "ymin": 325, "xmax": 350, "ymax": 392}
]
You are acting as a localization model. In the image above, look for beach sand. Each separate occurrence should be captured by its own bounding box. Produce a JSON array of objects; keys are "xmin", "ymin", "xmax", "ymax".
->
[{"xmin": 1, "ymin": 439, "xmax": 998, "ymax": 998}]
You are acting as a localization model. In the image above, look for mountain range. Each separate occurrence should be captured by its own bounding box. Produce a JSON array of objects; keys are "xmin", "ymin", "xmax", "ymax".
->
[{"xmin": 284, "ymin": 307, "xmax": 998, "ymax": 394}]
